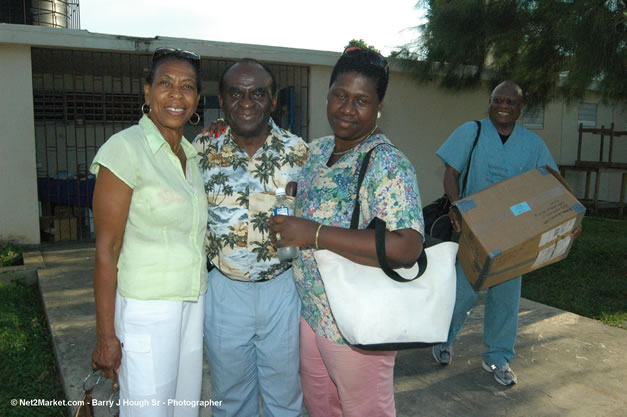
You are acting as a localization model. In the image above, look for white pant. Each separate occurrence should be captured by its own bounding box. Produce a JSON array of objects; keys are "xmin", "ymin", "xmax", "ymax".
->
[{"xmin": 114, "ymin": 292, "xmax": 205, "ymax": 417}]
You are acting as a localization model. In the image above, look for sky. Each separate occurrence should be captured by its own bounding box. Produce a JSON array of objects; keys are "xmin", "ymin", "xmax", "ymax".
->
[{"xmin": 79, "ymin": 0, "xmax": 425, "ymax": 56}]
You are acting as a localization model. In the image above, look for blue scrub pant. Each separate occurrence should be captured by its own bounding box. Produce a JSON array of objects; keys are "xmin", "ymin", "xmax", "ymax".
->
[
  {"xmin": 446, "ymin": 262, "xmax": 521, "ymax": 366},
  {"xmin": 203, "ymin": 267, "xmax": 303, "ymax": 417}
]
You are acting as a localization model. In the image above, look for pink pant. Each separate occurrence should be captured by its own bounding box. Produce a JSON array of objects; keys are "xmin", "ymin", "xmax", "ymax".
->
[{"xmin": 300, "ymin": 318, "xmax": 397, "ymax": 417}]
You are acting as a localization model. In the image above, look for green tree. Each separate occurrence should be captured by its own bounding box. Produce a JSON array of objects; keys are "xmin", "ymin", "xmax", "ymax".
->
[
  {"xmin": 205, "ymin": 172, "xmax": 233, "ymax": 205},
  {"xmin": 252, "ymin": 153, "xmax": 282, "ymax": 191},
  {"xmin": 347, "ymin": 39, "xmax": 382, "ymax": 54},
  {"xmin": 205, "ymin": 232, "xmax": 223, "ymax": 267},
  {"xmin": 222, "ymin": 230, "xmax": 241, "ymax": 250},
  {"xmin": 250, "ymin": 212, "xmax": 271, "ymax": 237},
  {"xmin": 393, "ymin": 0, "xmax": 626, "ymax": 106},
  {"xmin": 236, "ymin": 186, "xmax": 249, "ymax": 207},
  {"xmin": 252, "ymin": 240, "xmax": 275, "ymax": 262}
]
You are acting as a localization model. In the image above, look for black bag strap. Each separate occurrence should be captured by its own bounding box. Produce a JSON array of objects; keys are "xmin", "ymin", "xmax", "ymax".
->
[
  {"xmin": 459, "ymin": 120, "xmax": 481, "ymax": 198},
  {"xmin": 350, "ymin": 145, "xmax": 381, "ymax": 230},
  {"xmin": 349, "ymin": 144, "xmax": 426, "ymax": 282},
  {"xmin": 372, "ymin": 217, "xmax": 427, "ymax": 282}
]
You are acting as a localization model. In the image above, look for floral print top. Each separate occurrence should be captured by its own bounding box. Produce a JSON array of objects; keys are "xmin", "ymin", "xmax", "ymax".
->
[
  {"xmin": 194, "ymin": 120, "xmax": 308, "ymax": 282},
  {"xmin": 293, "ymin": 133, "xmax": 424, "ymax": 344}
]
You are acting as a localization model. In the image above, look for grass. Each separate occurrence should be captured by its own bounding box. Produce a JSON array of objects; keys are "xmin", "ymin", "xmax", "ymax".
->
[
  {"xmin": 522, "ymin": 215, "xmax": 627, "ymax": 328},
  {"xmin": 0, "ymin": 279, "xmax": 66, "ymax": 417},
  {"xmin": 0, "ymin": 240, "xmax": 24, "ymax": 267}
]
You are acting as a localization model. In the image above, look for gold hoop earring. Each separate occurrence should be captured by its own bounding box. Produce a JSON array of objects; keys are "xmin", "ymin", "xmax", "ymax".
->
[
  {"xmin": 141, "ymin": 103, "xmax": 151, "ymax": 115},
  {"xmin": 189, "ymin": 112, "xmax": 200, "ymax": 125}
]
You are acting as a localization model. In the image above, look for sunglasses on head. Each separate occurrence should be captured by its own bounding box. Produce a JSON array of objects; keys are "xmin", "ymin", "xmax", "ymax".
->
[
  {"xmin": 342, "ymin": 46, "xmax": 388, "ymax": 70},
  {"xmin": 152, "ymin": 48, "xmax": 201, "ymax": 68}
]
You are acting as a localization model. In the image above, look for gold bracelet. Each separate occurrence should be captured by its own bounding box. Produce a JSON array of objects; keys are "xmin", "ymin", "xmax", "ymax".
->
[{"xmin": 314, "ymin": 224, "xmax": 323, "ymax": 250}]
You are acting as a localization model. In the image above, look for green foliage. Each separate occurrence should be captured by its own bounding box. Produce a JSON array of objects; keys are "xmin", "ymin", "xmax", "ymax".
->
[
  {"xmin": 0, "ymin": 281, "xmax": 65, "ymax": 416},
  {"xmin": 346, "ymin": 39, "xmax": 382, "ymax": 55},
  {"xmin": 522, "ymin": 216, "xmax": 627, "ymax": 328},
  {"xmin": 0, "ymin": 240, "xmax": 23, "ymax": 267},
  {"xmin": 394, "ymin": 0, "xmax": 627, "ymax": 107}
]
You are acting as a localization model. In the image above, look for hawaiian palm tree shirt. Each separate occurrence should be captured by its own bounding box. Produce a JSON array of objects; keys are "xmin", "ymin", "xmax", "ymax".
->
[{"xmin": 194, "ymin": 120, "xmax": 308, "ymax": 281}]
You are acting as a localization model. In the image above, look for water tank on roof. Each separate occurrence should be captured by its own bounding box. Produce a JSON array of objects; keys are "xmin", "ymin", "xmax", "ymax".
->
[{"xmin": 0, "ymin": 0, "xmax": 80, "ymax": 29}]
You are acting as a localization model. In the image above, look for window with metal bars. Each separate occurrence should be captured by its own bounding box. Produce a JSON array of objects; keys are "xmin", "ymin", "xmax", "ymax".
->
[{"xmin": 31, "ymin": 47, "xmax": 310, "ymax": 241}]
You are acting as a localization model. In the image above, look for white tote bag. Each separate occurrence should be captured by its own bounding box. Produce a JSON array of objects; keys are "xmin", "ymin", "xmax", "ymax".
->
[
  {"xmin": 314, "ymin": 240, "xmax": 458, "ymax": 347},
  {"xmin": 313, "ymin": 144, "xmax": 457, "ymax": 348}
]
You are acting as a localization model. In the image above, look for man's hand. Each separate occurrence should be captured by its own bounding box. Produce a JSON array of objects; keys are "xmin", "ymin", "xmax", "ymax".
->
[
  {"xmin": 286, "ymin": 181, "xmax": 297, "ymax": 197},
  {"xmin": 449, "ymin": 206, "xmax": 462, "ymax": 233}
]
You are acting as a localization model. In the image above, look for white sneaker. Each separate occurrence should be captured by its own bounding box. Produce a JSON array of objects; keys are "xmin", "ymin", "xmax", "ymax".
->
[
  {"xmin": 482, "ymin": 360, "xmax": 517, "ymax": 386},
  {"xmin": 432, "ymin": 344, "xmax": 452, "ymax": 365}
]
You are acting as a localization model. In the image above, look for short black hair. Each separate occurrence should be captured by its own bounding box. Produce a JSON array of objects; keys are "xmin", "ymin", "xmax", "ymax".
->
[
  {"xmin": 329, "ymin": 49, "xmax": 389, "ymax": 101},
  {"xmin": 491, "ymin": 80, "xmax": 524, "ymax": 102},
  {"xmin": 145, "ymin": 53, "xmax": 202, "ymax": 93},
  {"xmin": 219, "ymin": 58, "xmax": 277, "ymax": 96}
]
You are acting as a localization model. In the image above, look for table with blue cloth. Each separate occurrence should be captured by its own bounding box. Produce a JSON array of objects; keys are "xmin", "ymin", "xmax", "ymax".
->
[
  {"xmin": 37, "ymin": 177, "xmax": 95, "ymax": 209},
  {"xmin": 37, "ymin": 177, "xmax": 95, "ymax": 241}
]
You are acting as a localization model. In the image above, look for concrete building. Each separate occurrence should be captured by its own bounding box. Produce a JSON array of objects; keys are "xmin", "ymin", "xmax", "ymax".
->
[{"xmin": 1, "ymin": 23, "xmax": 625, "ymax": 244}]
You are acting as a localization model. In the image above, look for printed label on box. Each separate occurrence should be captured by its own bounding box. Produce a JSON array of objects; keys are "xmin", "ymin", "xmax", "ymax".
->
[
  {"xmin": 510, "ymin": 202, "xmax": 531, "ymax": 216},
  {"xmin": 552, "ymin": 235, "xmax": 572, "ymax": 260},
  {"xmin": 538, "ymin": 217, "xmax": 576, "ymax": 247},
  {"xmin": 539, "ymin": 226, "xmax": 561, "ymax": 247},
  {"xmin": 558, "ymin": 218, "xmax": 576, "ymax": 236},
  {"xmin": 533, "ymin": 243, "xmax": 556, "ymax": 268}
]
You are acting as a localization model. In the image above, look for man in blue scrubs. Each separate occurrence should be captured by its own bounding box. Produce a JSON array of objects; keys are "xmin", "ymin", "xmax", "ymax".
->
[{"xmin": 433, "ymin": 81, "xmax": 557, "ymax": 386}]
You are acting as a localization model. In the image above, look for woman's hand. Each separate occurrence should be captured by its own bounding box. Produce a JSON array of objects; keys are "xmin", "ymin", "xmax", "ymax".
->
[
  {"xmin": 200, "ymin": 118, "xmax": 228, "ymax": 138},
  {"xmin": 92, "ymin": 334, "xmax": 122, "ymax": 380},
  {"xmin": 268, "ymin": 216, "xmax": 319, "ymax": 249}
]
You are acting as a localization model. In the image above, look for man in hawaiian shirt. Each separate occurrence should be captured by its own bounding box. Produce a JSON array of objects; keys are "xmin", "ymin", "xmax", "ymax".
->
[{"xmin": 194, "ymin": 58, "xmax": 308, "ymax": 417}]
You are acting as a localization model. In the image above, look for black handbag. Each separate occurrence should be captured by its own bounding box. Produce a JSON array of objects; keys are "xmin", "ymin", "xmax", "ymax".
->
[{"xmin": 423, "ymin": 120, "xmax": 481, "ymax": 241}]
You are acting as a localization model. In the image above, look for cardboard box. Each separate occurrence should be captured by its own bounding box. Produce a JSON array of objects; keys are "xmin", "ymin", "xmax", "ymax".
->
[
  {"xmin": 54, "ymin": 205, "xmax": 73, "ymax": 217},
  {"xmin": 456, "ymin": 166, "xmax": 585, "ymax": 290},
  {"xmin": 39, "ymin": 215, "xmax": 78, "ymax": 241},
  {"xmin": 40, "ymin": 201, "xmax": 53, "ymax": 216},
  {"xmin": 54, "ymin": 217, "xmax": 78, "ymax": 241}
]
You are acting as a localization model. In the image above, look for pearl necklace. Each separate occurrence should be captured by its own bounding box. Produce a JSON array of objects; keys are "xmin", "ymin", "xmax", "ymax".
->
[{"xmin": 332, "ymin": 125, "xmax": 378, "ymax": 156}]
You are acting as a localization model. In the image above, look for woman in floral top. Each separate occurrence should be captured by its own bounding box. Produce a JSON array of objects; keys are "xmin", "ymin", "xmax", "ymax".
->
[{"xmin": 269, "ymin": 47, "xmax": 424, "ymax": 417}]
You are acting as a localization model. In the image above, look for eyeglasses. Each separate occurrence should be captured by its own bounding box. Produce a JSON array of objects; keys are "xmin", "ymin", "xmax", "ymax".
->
[
  {"xmin": 152, "ymin": 47, "xmax": 201, "ymax": 68},
  {"xmin": 491, "ymin": 96, "xmax": 522, "ymax": 106},
  {"xmin": 342, "ymin": 46, "xmax": 388, "ymax": 70}
]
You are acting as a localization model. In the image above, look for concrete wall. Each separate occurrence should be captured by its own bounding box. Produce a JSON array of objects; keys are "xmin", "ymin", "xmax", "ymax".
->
[
  {"xmin": 380, "ymin": 72, "xmax": 488, "ymax": 202},
  {"xmin": 0, "ymin": 44, "xmax": 40, "ymax": 243}
]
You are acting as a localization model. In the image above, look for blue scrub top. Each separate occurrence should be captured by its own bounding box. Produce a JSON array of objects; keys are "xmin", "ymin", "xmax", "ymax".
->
[{"xmin": 436, "ymin": 119, "xmax": 557, "ymax": 196}]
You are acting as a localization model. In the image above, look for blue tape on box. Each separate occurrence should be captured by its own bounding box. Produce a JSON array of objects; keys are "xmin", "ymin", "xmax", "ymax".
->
[
  {"xmin": 456, "ymin": 199, "xmax": 476, "ymax": 213},
  {"xmin": 510, "ymin": 201, "xmax": 531, "ymax": 216},
  {"xmin": 488, "ymin": 249, "xmax": 502, "ymax": 259},
  {"xmin": 572, "ymin": 203, "xmax": 585, "ymax": 213}
]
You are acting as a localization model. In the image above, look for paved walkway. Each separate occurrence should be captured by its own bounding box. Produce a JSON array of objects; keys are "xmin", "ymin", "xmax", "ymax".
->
[{"xmin": 35, "ymin": 242, "xmax": 626, "ymax": 417}]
